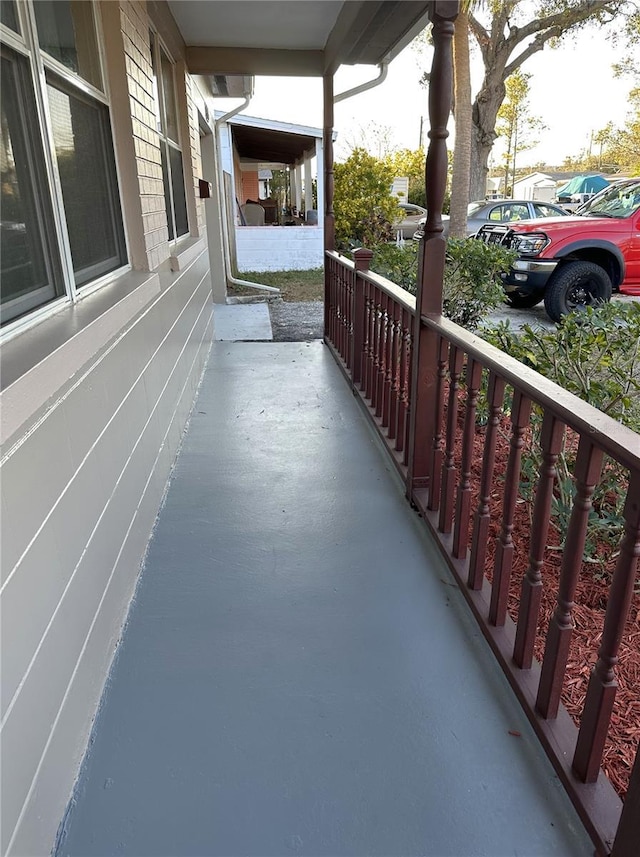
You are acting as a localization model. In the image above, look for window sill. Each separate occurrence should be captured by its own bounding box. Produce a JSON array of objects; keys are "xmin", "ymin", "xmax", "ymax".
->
[
  {"xmin": 169, "ymin": 235, "xmax": 206, "ymax": 272},
  {"xmin": 1, "ymin": 269, "xmax": 161, "ymax": 447}
]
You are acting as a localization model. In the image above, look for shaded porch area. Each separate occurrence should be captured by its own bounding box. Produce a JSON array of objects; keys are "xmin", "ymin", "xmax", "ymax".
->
[{"xmin": 55, "ymin": 339, "xmax": 592, "ymax": 856}]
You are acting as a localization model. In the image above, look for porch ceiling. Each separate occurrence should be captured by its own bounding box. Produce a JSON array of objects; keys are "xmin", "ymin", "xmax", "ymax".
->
[
  {"xmin": 232, "ymin": 124, "xmax": 316, "ymax": 165},
  {"xmin": 167, "ymin": 0, "xmax": 433, "ymax": 75}
]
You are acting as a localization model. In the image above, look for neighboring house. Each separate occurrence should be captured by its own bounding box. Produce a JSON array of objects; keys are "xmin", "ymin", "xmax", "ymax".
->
[
  {"xmin": 485, "ymin": 175, "xmax": 504, "ymax": 198},
  {"xmin": 217, "ymin": 113, "xmax": 327, "ymax": 272},
  {"xmin": 513, "ymin": 170, "xmax": 612, "ymax": 202},
  {"xmin": 512, "ymin": 171, "xmax": 558, "ymax": 202},
  {"xmin": 0, "ymin": 2, "xmax": 435, "ymax": 854}
]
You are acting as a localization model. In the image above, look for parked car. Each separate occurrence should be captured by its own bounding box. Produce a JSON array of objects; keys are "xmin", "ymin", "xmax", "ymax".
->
[
  {"xmin": 393, "ymin": 202, "xmax": 428, "ymax": 240},
  {"xmin": 475, "ymin": 179, "xmax": 640, "ymax": 322},
  {"xmin": 413, "ymin": 199, "xmax": 570, "ymax": 240}
]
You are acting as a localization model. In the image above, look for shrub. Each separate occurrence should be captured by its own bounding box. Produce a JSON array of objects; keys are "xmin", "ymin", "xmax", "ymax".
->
[
  {"xmin": 368, "ymin": 238, "xmax": 516, "ymax": 331},
  {"xmin": 480, "ymin": 302, "xmax": 640, "ymax": 566},
  {"xmin": 333, "ymin": 149, "xmax": 400, "ymax": 251}
]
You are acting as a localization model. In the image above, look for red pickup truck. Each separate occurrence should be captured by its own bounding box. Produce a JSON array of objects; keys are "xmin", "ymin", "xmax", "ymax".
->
[{"xmin": 476, "ymin": 179, "xmax": 640, "ymax": 322}]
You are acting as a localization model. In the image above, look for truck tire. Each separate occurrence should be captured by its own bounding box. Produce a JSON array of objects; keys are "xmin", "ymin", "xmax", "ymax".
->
[
  {"xmin": 504, "ymin": 291, "xmax": 544, "ymax": 309},
  {"xmin": 543, "ymin": 262, "xmax": 612, "ymax": 323}
]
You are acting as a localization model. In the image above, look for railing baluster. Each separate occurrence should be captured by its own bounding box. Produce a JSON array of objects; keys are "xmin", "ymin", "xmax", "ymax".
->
[
  {"xmin": 468, "ymin": 372, "xmax": 507, "ymax": 591},
  {"xmin": 486, "ymin": 390, "xmax": 531, "ymax": 607},
  {"xmin": 453, "ymin": 359, "xmax": 483, "ymax": 559},
  {"xmin": 572, "ymin": 470, "xmax": 640, "ymax": 782},
  {"xmin": 514, "ymin": 413, "xmax": 565, "ymax": 669},
  {"xmin": 346, "ymin": 266, "xmax": 353, "ymax": 364},
  {"xmin": 376, "ymin": 295, "xmax": 388, "ymax": 419},
  {"xmin": 326, "ymin": 257, "xmax": 333, "ymax": 344},
  {"xmin": 537, "ymin": 437, "xmax": 604, "ymax": 719},
  {"xmin": 351, "ymin": 250, "xmax": 372, "ymax": 386},
  {"xmin": 365, "ymin": 284, "xmax": 375, "ymax": 400},
  {"xmin": 371, "ymin": 291, "xmax": 382, "ymax": 412},
  {"xmin": 396, "ymin": 312, "xmax": 411, "ymax": 455},
  {"xmin": 382, "ymin": 301, "xmax": 394, "ymax": 428},
  {"xmin": 388, "ymin": 304, "xmax": 401, "ymax": 441},
  {"xmin": 439, "ymin": 346, "xmax": 464, "ymax": 533},
  {"xmin": 343, "ymin": 265, "xmax": 351, "ymax": 364},
  {"xmin": 340, "ymin": 264, "xmax": 348, "ymax": 361},
  {"xmin": 428, "ymin": 336, "xmax": 449, "ymax": 512},
  {"xmin": 403, "ymin": 324, "xmax": 412, "ymax": 466}
]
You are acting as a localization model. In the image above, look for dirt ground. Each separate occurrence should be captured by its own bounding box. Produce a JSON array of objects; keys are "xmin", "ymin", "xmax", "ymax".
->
[{"xmin": 228, "ymin": 269, "xmax": 324, "ymax": 302}]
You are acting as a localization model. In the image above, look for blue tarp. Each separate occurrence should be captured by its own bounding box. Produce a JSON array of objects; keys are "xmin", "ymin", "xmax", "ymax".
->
[{"xmin": 556, "ymin": 174, "xmax": 610, "ymax": 198}]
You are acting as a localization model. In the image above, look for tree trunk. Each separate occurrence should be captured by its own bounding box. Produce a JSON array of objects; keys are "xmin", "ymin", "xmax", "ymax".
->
[
  {"xmin": 449, "ymin": 10, "xmax": 472, "ymax": 237},
  {"xmin": 470, "ymin": 76, "xmax": 506, "ymax": 201},
  {"xmin": 466, "ymin": 0, "xmax": 620, "ymax": 202}
]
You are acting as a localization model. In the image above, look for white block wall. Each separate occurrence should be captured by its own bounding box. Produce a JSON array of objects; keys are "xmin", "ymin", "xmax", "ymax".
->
[{"xmin": 235, "ymin": 226, "xmax": 324, "ymax": 272}]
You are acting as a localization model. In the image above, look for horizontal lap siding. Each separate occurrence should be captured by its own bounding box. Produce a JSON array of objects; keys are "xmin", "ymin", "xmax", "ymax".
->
[{"xmin": 0, "ymin": 254, "xmax": 212, "ymax": 857}]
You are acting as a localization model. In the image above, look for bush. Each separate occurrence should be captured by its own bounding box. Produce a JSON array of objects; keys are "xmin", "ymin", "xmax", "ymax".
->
[
  {"xmin": 368, "ymin": 238, "xmax": 516, "ymax": 331},
  {"xmin": 370, "ymin": 242, "xmax": 419, "ymax": 293},
  {"xmin": 480, "ymin": 302, "xmax": 640, "ymax": 565},
  {"xmin": 333, "ymin": 149, "xmax": 400, "ymax": 251}
]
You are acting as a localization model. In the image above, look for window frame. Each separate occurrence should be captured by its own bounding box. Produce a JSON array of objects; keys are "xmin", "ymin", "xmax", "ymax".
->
[
  {"xmin": 0, "ymin": 43, "xmax": 66, "ymax": 324},
  {"xmin": 149, "ymin": 28, "xmax": 190, "ymax": 245},
  {"xmin": 1, "ymin": 0, "xmax": 130, "ymax": 338}
]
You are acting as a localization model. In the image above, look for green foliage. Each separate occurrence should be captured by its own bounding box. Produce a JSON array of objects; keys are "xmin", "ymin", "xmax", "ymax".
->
[
  {"xmin": 368, "ymin": 238, "xmax": 516, "ymax": 331},
  {"xmin": 496, "ymin": 69, "xmax": 545, "ymax": 194},
  {"xmin": 482, "ymin": 303, "xmax": 640, "ymax": 425},
  {"xmin": 384, "ymin": 148, "xmax": 427, "ymax": 208},
  {"xmin": 480, "ymin": 302, "xmax": 640, "ymax": 566},
  {"xmin": 370, "ymin": 243, "xmax": 419, "ymax": 293},
  {"xmin": 333, "ymin": 148, "xmax": 400, "ymax": 250},
  {"xmin": 442, "ymin": 239, "xmax": 515, "ymax": 330}
]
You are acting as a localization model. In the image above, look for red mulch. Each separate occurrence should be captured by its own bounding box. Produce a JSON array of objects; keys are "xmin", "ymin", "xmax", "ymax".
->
[{"xmin": 451, "ymin": 408, "xmax": 640, "ymax": 801}]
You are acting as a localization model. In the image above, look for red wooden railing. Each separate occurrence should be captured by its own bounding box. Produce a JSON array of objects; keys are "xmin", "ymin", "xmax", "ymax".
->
[
  {"xmin": 324, "ymin": 248, "xmax": 640, "ymax": 856},
  {"xmin": 323, "ymin": 3, "xmax": 638, "ymax": 853}
]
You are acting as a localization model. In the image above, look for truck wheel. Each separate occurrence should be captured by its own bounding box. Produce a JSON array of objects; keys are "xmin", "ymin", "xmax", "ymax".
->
[
  {"xmin": 543, "ymin": 262, "xmax": 612, "ymax": 323},
  {"xmin": 504, "ymin": 291, "xmax": 544, "ymax": 309}
]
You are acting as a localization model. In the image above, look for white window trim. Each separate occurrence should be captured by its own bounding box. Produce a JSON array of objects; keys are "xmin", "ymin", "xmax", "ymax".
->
[
  {"xmin": 149, "ymin": 28, "xmax": 190, "ymax": 246},
  {"xmin": 1, "ymin": 0, "xmax": 130, "ymax": 338}
]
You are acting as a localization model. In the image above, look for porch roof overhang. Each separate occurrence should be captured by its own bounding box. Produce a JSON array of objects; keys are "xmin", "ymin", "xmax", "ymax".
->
[
  {"xmin": 222, "ymin": 114, "xmax": 323, "ymax": 165},
  {"xmin": 167, "ymin": 0, "xmax": 434, "ymax": 76},
  {"xmin": 233, "ymin": 127, "xmax": 315, "ymax": 165}
]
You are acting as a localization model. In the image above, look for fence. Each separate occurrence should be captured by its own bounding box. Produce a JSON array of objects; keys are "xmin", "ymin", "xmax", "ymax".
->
[{"xmin": 325, "ymin": 246, "xmax": 640, "ymax": 857}]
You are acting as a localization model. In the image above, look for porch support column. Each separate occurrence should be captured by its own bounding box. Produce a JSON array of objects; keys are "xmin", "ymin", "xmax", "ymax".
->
[
  {"xmin": 323, "ymin": 72, "xmax": 335, "ymax": 252},
  {"xmin": 315, "ymin": 138, "xmax": 325, "ymax": 231},
  {"xmin": 289, "ymin": 164, "xmax": 298, "ymax": 214},
  {"xmin": 407, "ymin": 0, "xmax": 458, "ymax": 496},
  {"xmin": 201, "ymin": 127, "xmax": 227, "ymax": 303},
  {"xmin": 294, "ymin": 162, "xmax": 303, "ymax": 215},
  {"xmin": 304, "ymin": 152, "xmax": 313, "ymax": 218}
]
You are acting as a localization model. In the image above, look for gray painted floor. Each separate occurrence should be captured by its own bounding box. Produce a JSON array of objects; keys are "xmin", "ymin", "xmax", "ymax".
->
[{"xmin": 55, "ymin": 342, "xmax": 593, "ymax": 857}]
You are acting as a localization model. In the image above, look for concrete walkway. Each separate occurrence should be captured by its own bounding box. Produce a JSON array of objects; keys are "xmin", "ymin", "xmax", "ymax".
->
[{"xmin": 55, "ymin": 339, "xmax": 592, "ymax": 857}]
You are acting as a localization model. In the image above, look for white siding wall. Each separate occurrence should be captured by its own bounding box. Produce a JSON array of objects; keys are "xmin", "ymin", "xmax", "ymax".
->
[
  {"xmin": 236, "ymin": 226, "xmax": 324, "ymax": 272},
  {"xmin": 0, "ymin": 2, "xmax": 215, "ymax": 854}
]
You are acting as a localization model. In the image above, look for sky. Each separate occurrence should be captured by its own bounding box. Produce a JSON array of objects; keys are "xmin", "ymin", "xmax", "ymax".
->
[{"xmin": 234, "ymin": 22, "xmax": 633, "ymax": 170}]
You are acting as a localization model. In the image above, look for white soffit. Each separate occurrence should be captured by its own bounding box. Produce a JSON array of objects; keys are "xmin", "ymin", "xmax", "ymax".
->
[{"xmin": 167, "ymin": 1, "xmax": 343, "ymax": 50}]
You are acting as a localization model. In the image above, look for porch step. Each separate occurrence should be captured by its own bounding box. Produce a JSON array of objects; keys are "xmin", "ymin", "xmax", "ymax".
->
[{"xmin": 213, "ymin": 303, "xmax": 273, "ymax": 340}]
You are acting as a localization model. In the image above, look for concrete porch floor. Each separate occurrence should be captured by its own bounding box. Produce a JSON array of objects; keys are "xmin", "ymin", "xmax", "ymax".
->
[{"xmin": 54, "ymin": 338, "xmax": 593, "ymax": 857}]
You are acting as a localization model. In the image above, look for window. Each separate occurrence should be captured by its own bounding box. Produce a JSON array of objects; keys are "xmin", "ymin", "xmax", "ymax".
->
[
  {"xmin": 33, "ymin": 0, "xmax": 102, "ymax": 88},
  {"xmin": 0, "ymin": 0, "xmax": 19, "ymax": 33},
  {"xmin": 150, "ymin": 31, "xmax": 188, "ymax": 242},
  {"xmin": 46, "ymin": 75, "xmax": 125, "ymax": 286},
  {"xmin": 1, "ymin": 46, "xmax": 64, "ymax": 323},
  {"xmin": 0, "ymin": 1, "xmax": 126, "ymax": 329}
]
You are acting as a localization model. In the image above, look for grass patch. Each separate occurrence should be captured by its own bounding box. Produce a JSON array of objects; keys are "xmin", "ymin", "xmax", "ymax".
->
[{"xmin": 230, "ymin": 268, "xmax": 324, "ymax": 302}]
